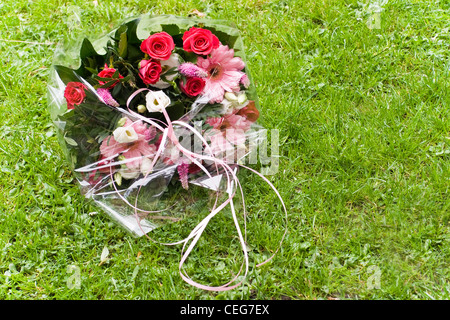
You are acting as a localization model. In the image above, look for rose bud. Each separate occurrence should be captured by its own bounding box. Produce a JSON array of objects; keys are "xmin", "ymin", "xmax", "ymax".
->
[{"xmin": 137, "ymin": 104, "xmax": 147, "ymax": 113}]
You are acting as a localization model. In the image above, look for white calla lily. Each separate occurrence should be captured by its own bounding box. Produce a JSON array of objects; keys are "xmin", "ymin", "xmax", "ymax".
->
[
  {"xmin": 146, "ymin": 90, "xmax": 171, "ymax": 113},
  {"xmin": 113, "ymin": 126, "xmax": 138, "ymax": 143}
]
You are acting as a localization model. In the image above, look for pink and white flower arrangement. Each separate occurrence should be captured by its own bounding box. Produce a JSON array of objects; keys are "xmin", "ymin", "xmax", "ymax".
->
[
  {"xmin": 58, "ymin": 20, "xmax": 262, "ymax": 200},
  {"xmin": 50, "ymin": 16, "xmax": 285, "ymax": 292},
  {"xmin": 81, "ymin": 24, "xmax": 255, "ymax": 183}
]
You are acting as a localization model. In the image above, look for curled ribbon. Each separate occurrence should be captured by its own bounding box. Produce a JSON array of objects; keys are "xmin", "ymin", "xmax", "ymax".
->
[{"xmin": 77, "ymin": 88, "xmax": 288, "ymax": 291}]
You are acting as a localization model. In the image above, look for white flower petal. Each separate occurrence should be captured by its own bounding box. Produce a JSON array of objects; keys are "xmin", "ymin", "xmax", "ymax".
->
[
  {"xmin": 119, "ymin": 168, "xmax": 140, "ymax": 180},
  {"xmin": 140, "ymin": 157, "xmax": 153, "ymax": 175},
  {"xmin": 145, "ymin": 90, "xmax": 171, "ymax": 113},
  {"xmin": 113, "ymin": 126, "xmax": 138, "ymax": 143}
]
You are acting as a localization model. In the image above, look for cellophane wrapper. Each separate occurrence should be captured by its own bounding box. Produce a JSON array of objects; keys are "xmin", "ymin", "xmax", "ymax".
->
[{"xmin": 47, "ymin": 15, "xmax": 266, "ymax": 237}]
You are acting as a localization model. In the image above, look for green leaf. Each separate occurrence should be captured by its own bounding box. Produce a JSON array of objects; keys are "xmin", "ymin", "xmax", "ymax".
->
[
  {"xmin": 80, "ymin": 38, "xmax": 100, "ymax": 60},
  {"xmin": 127, "ymin": 44, "xmax": 143, "ymax": 61},
  {"xmin": 86, "ymin": 57, "xmax": 97, "ymax": 70},
  {"xmin": 85, "ymin": 66, "xmax": 98, "ymax": 75},
  {"xmin": 64, "ymin": 136, "xmax": 78, "ymax": 147},
  {"xmin": 124, "ymin": 18, "xmax": 141, "ymax": 44},
  {"xmin": 114, "ymin": 24, "xmax": 128, "ymax": 40},
  {"xmin": 118, "ymin": 31, "xmax": 128, "ymax": 58},
  {"xmin": 53, "ymin": 65, "xmax": 80, "ymax": 83},
  {"xmin": 137, "ymin": 15, "xmax": 190, "ymax": 39},
  {"xmin": 166, "ymin": 101, "xmax": 186, "ymax": 121},
  {"xmin": 204, "ymin": 26, "xmax": 239, "ymax": 48},
  {"xmin": 162, "ymin": 66, "xmax": 178, "ymax": 76},
  {"xmin": 111, "ymin": 82, "xmax": 123, "ymax": 96},
  {"xmin": 94, "ymin": 74, "xmax": 131, "ymax": 88},
  {"xmin": 131, "ymin": 265, "xmax": 140, "ymax": 281},
  {"xmin": 161, "ymin": 24, "xmax": 180, "ymax": 36},
  {"xmin": 93, "ymin": 75, "xmax": 117, "ymax": 82}
]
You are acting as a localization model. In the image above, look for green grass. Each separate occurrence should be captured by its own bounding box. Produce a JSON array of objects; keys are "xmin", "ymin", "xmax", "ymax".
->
[{"xmin": 1, "ymin": 0, "xmax": 449, "ymax": 299}]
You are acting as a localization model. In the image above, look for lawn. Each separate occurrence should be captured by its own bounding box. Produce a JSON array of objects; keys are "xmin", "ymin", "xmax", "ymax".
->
[{"xmin": 0, "ymin": 0, "xmax": 449, "ymax": 299}]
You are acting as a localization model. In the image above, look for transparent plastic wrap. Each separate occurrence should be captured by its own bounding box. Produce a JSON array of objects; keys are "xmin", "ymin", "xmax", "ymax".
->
[{"xmin": 47, "ymin": 14, "xmax": 286, "ymax": 290}]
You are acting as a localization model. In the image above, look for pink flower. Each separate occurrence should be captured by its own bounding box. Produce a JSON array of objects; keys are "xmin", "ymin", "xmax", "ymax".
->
[
  {"xmin": 144, "ymin": 127, "xmax": 157, "ymax": 141},
  {"xmin": 177, "ymin": 162, "xmax": 189, "ymax": 190},
  {"xmin": 97, "ymin": 88, "xmax": 120, "ymax": 107},
  {"xmin": 225, "ymin": 128, "xmax": 246, "ymax": 145},
  {"xmin": 100, "ymin": 119, "xmax": 157, "ymax": 169},
  {"xmin": 225, "ymin": 114, "xmax": 253, "ymax": 131},
  {"xmin": 196, "ymin": 45, "xmax": 246, "ymax": 103},
  {"xmin": 240, "ymin": 74, "xmax": 250, "ymax": 88},
  {"xmin": 206, "ymin": 126, "xmax": 247, "ymax": 159},
  {"xmin": 162, "ymin": 142, "xmax": 181, "ymax": 165},
  {"xmin": 209, "ymin": 130, "xmax": 233, "ymax": 155},
  {"xmin": 206, "ymin": 117, "xmax": 224, "ymax": 129},
  {"xmin": 178, "ymin": 62, "xmax": 208, "ymax": 78},
  {"xmin": 123, "ymin": 118, "xmax": 147, "ymax": 135}
]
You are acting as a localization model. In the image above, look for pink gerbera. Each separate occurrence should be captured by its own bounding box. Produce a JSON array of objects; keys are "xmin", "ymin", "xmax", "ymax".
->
[
  {"xmin": 100, "ymin": 118, "xmax": 157, "ymax": 169},
  {"xmin": 196, "ymin": 45, "xmax": 246, "ymax": 103},
  {"xmin": 206, "ymin": 116, "xmax": 224, "ymax": 129}
]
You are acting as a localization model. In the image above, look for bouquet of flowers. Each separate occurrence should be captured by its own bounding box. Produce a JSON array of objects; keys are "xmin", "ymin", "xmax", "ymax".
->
[{"xmin": 48, "ymin": 15, "xmax": 286, "ymax": 290}]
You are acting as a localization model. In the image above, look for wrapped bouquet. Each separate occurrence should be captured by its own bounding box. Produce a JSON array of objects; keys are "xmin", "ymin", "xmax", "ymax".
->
[{"xmin": 48, "ymin": 15, "xmax": 286, "ymax": 291}]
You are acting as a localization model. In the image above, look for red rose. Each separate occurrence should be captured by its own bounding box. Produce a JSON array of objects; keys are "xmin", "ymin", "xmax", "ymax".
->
[
  {"xmin": 97, "ymin": 65, "xmax": 124, "ymax": 88},
  {"xmin": 64, "ymin": 82, "xmax": 86, "ymax": 110},
  {"xmin": 180, "ymin": 77, "xmax": 206, "ymax": 97},
  {"xmin": 140, "ymin": 32, "xmax": 175, "ymax": 61},
  {"xmin": 139, "ymin": 59, "xmax": 162, "ymax": 85},
  {"xmin": 182, "ymin": 27, "xmax": 220, "ymax": 55},
  {"xmin": 236, "ymin": 101, "xmax": 259, "ymax": 122}
]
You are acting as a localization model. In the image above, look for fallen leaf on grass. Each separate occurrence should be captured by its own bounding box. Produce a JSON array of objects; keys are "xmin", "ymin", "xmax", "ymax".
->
[
  {"xmin": 189, "ymin": 9, "xmax": 206, "ymax": 18},
  {"xmin": 99, "ymin": 246, "xmax": 109, "ymax": 266}
]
